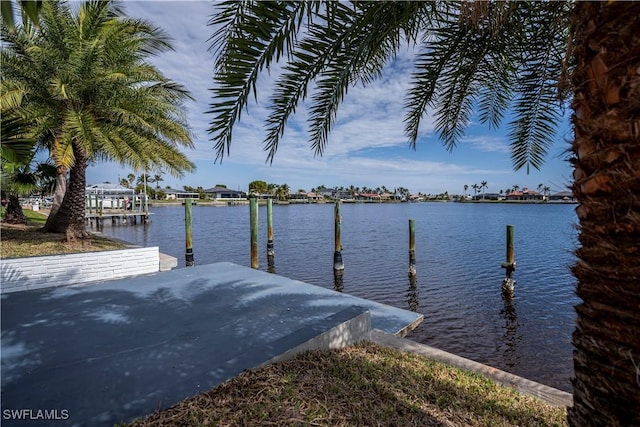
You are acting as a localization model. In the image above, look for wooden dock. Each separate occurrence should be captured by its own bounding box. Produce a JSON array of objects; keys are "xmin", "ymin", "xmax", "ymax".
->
[{"xmin": 85, "ymin": 210, "xmax": 150, "ymax": 225}]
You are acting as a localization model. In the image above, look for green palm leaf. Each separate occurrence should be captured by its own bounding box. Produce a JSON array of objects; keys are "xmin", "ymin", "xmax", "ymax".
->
[{"xmin": 209, "ymin": 0, "xmax": 571, "ymax": 173}]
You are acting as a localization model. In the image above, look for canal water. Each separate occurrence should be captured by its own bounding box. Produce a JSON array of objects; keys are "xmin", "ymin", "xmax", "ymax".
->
[{"xmin": 95, "ymin": 202, "xmax": 579, "ymax": 392}]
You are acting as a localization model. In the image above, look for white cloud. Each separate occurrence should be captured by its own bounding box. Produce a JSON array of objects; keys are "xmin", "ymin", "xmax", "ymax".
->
[{"xmin": 460, "ymin": 136, "xmax": 511, "ymax": 153}]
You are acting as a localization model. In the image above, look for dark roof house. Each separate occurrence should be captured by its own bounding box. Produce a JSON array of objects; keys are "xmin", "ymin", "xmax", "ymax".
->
[{"xmin": 204, "ymin": 187, "xmax": 247, "ymax": 200}]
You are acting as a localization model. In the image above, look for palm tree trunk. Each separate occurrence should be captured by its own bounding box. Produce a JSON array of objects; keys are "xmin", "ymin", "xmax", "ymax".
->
[
  {"xmin": 42, "ymin": 166, "xmax": 67, "ymax": 231},
  {"xmin": 2, "ymin": 193, "xmax": 27, "ymax": 224},
  {"xmin": 43, "ymin": 142, "xmax": 89, "ymax": 240},
  {"xmin": 568, "ymin": 3, "xmax": 640, "ymax": 426}
]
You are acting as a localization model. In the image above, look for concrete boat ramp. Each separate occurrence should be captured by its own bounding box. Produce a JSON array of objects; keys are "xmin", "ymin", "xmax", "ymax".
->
[{"xmin": 1, "ymin": 262, "xmax": 422, "ymax": 426}]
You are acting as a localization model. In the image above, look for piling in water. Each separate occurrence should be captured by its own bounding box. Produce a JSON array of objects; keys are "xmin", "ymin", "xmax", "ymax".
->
[
  {"xmin": 501, "ymin": 224, "xmax": 516, "ymax": 294},
  {"xmin": 185, "ymin": 198, "xmax": 194, "ymax": 267},
  {"xmin": 333, "ymin": 200, "xmax": 344, "ymax": 273},
  {"xmin": 250, "ymin": 197, "xmax": 259, "ymax": 269},
  {"xmin": 408, "ymin": 219, "xmax": 417, "ymax": 278},
  {"xmin": 267, "ymin": 199, "xmax": 275, "ymax": 269}
]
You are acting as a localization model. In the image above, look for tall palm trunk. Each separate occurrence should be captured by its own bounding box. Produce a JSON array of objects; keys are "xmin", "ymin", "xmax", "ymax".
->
[
  {"xmin": 42, "ymin": 165, "xmax": 67, "ymax": 231},
  {"xmin": 568, "ymin": 2, "xmax": 640, "ymax": 426},
  {"xmin": 43, "ymin": 141, "xmax": 89, "ymax": 240}
]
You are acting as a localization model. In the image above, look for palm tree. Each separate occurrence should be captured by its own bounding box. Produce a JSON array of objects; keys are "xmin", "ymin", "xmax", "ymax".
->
[
  {"xmin": 0, "ymin": 111, "xmax": 39, "ymax": 224},
  {"xmin": 463, "ymin": 184, "xmax": 469, "ymax": 197},
  {"xmin": 471, "ymin": 184, "xmax": 479, "ymax": 198},
  {"xmin": 154, "ymin": 172, "xmax": 164, "ymax": 190},
  {"xmin": 480, "ymin": 180, "xmax": 488, "ymax": 200},
  {"xmin": 543, "ymin": 186, "xmax": 551, "ymax": 199},
  {"xmin": 127, "ymin": 173, "xmax": 136, "ymax": 187},
  {"xmin": 2, "ymin": 1, "xmax": 195, "ymax": 240},
  {"xmin": 275, "ymin": 183, "xmax": 290, "ymax": 201},
  {"xmin": 208, "ymin": 2, "xmax": 640, "ymax": 424},
  {"xmin": 1, "ymin": 155, "xmax": 56, "ymax": 225}
]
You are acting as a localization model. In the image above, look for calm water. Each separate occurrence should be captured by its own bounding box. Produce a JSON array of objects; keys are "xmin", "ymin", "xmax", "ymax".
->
[{"xmin": 95, "ymin": 202, "xmax": 579, "ymax": 391}]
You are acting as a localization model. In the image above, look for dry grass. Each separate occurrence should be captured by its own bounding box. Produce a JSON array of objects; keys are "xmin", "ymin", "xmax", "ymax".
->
[
  {"xmin": 130, "ymin": 342, "xmax": 567, "ymax": 427},
  {"xmin": 0, "ymin": 209, "xmax": 129, "ymax": 258}
]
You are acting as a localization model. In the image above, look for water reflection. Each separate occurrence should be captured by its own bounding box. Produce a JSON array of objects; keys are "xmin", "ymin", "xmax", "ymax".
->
[
  {"xmin": 407, "ymin": 276, "xmax": 419, "ymax": 312},
  {"xmin": 500, "ymin": 292, "xmax": 520, "ymax": 369},
  {"xmin": 333, "ymin": 270, "xmax": 344, "ymax": 293},
  {"xmin": 267, "ymin": 255, "xmax": 276, "ymax": 274}
]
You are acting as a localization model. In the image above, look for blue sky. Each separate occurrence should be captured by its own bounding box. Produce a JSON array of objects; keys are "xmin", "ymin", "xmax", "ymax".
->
[{"xmin": 87, "ymin": 1, "xmax": 574, "ymax": 195}]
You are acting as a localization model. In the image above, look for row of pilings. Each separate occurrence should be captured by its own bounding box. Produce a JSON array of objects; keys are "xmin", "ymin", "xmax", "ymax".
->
[{"xmin": 181, "ymin": 198, "xmax": 516, "ymax": 297}]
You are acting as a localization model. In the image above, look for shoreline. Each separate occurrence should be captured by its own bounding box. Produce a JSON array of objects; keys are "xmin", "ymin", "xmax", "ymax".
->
[{"xmin": 147, "ymin": 199, "xmax": 578, "ymax": 207}]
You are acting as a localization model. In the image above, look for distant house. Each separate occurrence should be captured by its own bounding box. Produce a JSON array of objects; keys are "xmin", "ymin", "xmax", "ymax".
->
[
  {"xmin": 334, "ymin": 189, "xmax": 353, "ymax": 200},
  {"xmin": 288, "ymin": 193, "xmax": 309, "ymax": 203},
  {"xmin": 318, "ymin": 188, "xmax": 335, "ymax": 198},
  {"xmin": 204, "ymin": 187, "xmax": 247, "ymax": 200},
  {"xmin": 306, "ymin": 192, "xmax": 324, "ymax": 202},
  {"xmin": 164, "ymin": 187, "xmax": 200, "ymax": 200},
  {"xmin": 356, "ymin": 193, "xmax": 381, "ymax": 201},
  {"xmin": 506, "ymin": 189, "xmax": 544, "ymax": 201},
  {"xmin": 549, "ymin": 191, "xmax": 576, "ymax": 202},
  {"xmin": 472, "ymin": 193, "xmax": 502, "ymax": 201}
]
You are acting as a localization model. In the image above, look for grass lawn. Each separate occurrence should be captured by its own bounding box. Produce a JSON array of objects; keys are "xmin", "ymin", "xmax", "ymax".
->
[
  {"xmin": 0, "ymin": 208, "xmax": 129, "ymax": 258},
  {"xmin": 129, "ymin": 342, "xmax": 567, "ymax": 427}
]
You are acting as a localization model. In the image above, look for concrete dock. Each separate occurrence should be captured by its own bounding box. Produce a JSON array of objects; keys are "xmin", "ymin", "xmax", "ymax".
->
[{"xmin": 1, "ymin": 262, "xmax": 422, "ymax": 426}]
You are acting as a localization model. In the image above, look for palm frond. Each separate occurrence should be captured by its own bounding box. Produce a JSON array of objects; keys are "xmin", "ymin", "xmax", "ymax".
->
[
  {"xmin": 0, "ymin": 116, "xmax": 36, "ymax": 163},
  {"xmin": 261, "ymin": 1, "xmax": 432, "ymax": 161},
  {"xmin": 507, "ymin": 2, "xmax": 569, "ymax": 172},
  {"xmin": 208, "ymin": 1, "xmax": 314, "ymax": 161}
]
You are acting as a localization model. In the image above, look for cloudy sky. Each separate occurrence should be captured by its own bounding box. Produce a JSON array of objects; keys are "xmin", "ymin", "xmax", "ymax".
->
[{"xmin": 86, "ymin": 1, "xmax": 574, "ymax": 195}]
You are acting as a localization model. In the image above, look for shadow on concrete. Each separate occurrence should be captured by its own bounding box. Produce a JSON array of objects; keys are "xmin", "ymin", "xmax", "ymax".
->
[{"xmin": 1, "ymin": 262, "xmax": 422, "ymax": 426}]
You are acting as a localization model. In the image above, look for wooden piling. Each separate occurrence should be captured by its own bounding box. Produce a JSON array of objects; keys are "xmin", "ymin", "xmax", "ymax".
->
[
  {"xmin": 407, "ymin": 275, "xmax": 419, "ymax": 312},
  {"xmin": 408, "ymin": 219, "xmax": 417, "ymax": 278},
  {"xmin": 333, "ymin": 200, "xmax": 344, "ymax": 272},
  {"xmin": 267, "ymin": 198, "xmax": 275, "ymax": 268},
  {"xmin": 185, "ymin": 198, "xmax": 194, "ymax": 267},
  {"xmin": 501, "ymin": 225, "xmax": 516, "ymax": 293},
  {"xmin": 250, "ymin": 197, "xmax": 259, "ymax": 269}
]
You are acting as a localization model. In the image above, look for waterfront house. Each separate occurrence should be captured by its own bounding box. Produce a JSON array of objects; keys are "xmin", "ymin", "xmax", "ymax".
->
[
  {"xmin": 334, "ymin": 189, "xmax": 353, "ymax": 200},
  {"xmin": 472, "ymin": 193, "xmax": 503, "ymax": 201},
  {"xmin": 549, "ymin": 191, "xmax": 577, "ymax": 202},
  {"xmin": 356, "ymin": 192, "xmax": 382, "ymax": 202},
  {"xmin": 318, "ymin": 188, "xmax": 335, "ymax": 198},
  {"xmin": 505, "ymin": 189, "xmax": 544, "ymax": 201},
  {"xmin": 288, "ymin": 192, "xmax": 309, "ymax": 203},
  {"xmin": 306, "ymin": 192, "xmax": 324, "ymax": 202},
  {"xmin": 204, "ymin": 187, "xmax": 247, "ymax": 201},
  {"xmin": 164, "ymin": 187, "xmax": 200, "ymax": 200}
]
